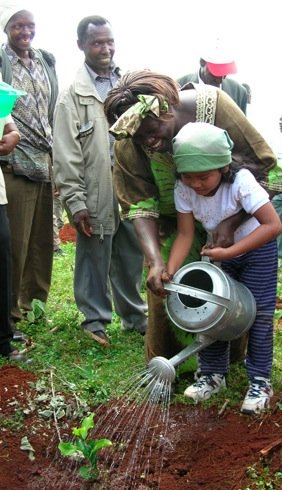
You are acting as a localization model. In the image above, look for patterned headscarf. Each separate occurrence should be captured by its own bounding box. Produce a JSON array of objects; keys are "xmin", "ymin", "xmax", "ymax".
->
[{"xmin": 109, "ymin": 94, "xmax": 168, "ymax": 140}]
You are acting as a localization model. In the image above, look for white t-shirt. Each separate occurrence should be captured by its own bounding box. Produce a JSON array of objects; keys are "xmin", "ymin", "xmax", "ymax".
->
[
  {"xmin": 174, "ymin": 168, "xmax": 270, "ymax": 243},
  {"xmin": 0, "ymin": 115, "xmax": 13, "ymax": 205}
]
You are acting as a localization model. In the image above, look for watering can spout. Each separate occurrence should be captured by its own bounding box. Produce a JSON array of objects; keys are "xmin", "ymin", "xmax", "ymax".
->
[
  {"xmin": 147, "ymin": 260, "xmax": 256, "ymax": 384},
  {"xmin": 147, "ymin": 335, "xmax": 214, "ymax": 383}
]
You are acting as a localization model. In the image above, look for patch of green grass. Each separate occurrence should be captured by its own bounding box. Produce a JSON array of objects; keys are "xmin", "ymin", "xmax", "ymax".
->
[
  {"xmin": 239, "ymin": 464, "xmax": 282, "ymax": 489},
  {"xmin": 6, "ymin": 242, "xmax": 282, "ymax": 412},
  {"xmin": 0, "ymin": 409, "xmax": 25, "ymax": 431},
  {"xmin": 8, "ymin": 242, "xmax": 144, "ymax": 406}
]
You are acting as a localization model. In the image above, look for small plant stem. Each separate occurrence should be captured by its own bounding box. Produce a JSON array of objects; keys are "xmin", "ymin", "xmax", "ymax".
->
[
  {"xmin": 19, "ymin": 343, "xmax": 37, "ymax": 354},
  {"xmin": 52, "ymin": 371, "xmax": 87, "ymax": 411},
  {"xmin": 50, "ymin": 368, "xmax": 62, "ymax": 443},
  {"xmin": 49, "ymin": 326, "xmax": 61, "ymax": 333},
  {"xmin": 260, "ymin": 437, "xmax": 282, "ymax": 457},
  {"xmin": 218, "ymin": 398, "xmax": 230, "ymax": 416}
]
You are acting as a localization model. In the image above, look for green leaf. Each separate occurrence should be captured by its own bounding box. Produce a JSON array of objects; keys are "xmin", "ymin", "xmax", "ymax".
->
[
  {"xmin": 93, "ymin": 439, "xmax": 112, "ymax": 452},
  {"xmin": 30, "ymin": 298, "xmax": 46, "ymax": 320},
  {"xmin": 56, "ymin": 408, "xmax": 66, "ymax": 419},
  {"xmin": 35, "ymin": 394, "xmax": 49, "ymax": 402},
  {"xmin": 73, "ymin": 413, "xmax": 94, "ymax": 440},
  {"xmin": 20, "ymin": 436, "xmax": 35, "ymax": 452},
  {"xmin": 79, "ymin": 465, "xmax": 94, "ymax": 480},
  {"xmin": 26, "ymin": 311, "xmax": 35, "ymax": 323},
  {"xmin": 38, "ymin": 409, "xmax": 53, "ymax": 418},
  {"xmin": 75, "ymin": 439, "xmax": 90, "ymax": 458},
  {"xmin": 20, "ymin": 436, "xmax": 35, "ymax": 461},
  {"xmin": 58, "ymin": 441, "xmax": 79, "ymax": 456}
]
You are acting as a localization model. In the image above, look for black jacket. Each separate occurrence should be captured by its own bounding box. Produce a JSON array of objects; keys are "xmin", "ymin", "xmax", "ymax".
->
[{"xmin": 177, "ymin": 72, "xmax": 248, "ymax": 114}]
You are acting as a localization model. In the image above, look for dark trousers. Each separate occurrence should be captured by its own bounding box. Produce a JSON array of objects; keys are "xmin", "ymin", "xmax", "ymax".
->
[
  {"xmin": 0, "ymin": 204, "xmax": 13, "ymax": 354},
  {"xmin": 75, "ymin": 219, "xmax": 147, "ymax": 333}
]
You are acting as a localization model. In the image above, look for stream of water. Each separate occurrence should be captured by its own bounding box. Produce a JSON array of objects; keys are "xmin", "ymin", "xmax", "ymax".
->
[
  {"xmin": 38, "ymin": 365, "xmax": 173, "ymax": 489},
  {"xmin": 93, "ymin": 366, "xmax": 173, "ymax": 488}
]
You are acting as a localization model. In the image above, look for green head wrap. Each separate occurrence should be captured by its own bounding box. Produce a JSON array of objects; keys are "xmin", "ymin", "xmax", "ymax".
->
[
  {"xmin": 172, "ymin": 122, "xmax": 234, "ymax": 173},
  {"xmin": 109, "ymin": 94, "xmax": 169, "ymax": 140}
]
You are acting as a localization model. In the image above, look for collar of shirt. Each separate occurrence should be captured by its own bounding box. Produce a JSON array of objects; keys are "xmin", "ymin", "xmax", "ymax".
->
[
  {"xmin": 4, "ymin": 43, "xmax": 39, "ymax": 66},
  {"xmin": 85, "ymin": 62, "xmax": 120, "ymax": 85},
  {"xmin": 85, "ymin": 63, "xmax": 120, "ymax": 102},
  {"xmin": 198, "ymin": 68, "xmax": 222, "ymax": 90}
]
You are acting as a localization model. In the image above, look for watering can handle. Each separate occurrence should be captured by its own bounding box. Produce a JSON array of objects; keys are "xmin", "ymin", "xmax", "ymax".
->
[
  {"xmin": 201, "ymin": 255, "xmax": 221, "ymax": 268},
  {"xmin": 202, "ymin": 234, "xmax": 221, "ymax": 267},
  {"xmin": 164, "ymin": 282, "xmax": 230, "ymax": 309}
]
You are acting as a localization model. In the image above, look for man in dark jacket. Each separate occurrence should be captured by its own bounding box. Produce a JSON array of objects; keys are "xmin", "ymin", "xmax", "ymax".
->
[{"xmin": 178, "ymin": 47, "xmax": 248, "ymax": 114}]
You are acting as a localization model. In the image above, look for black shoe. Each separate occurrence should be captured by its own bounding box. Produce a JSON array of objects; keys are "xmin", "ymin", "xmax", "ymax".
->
[{"xmin": 13, "ymin": 330, "xmax": 27, "ymax": 342}]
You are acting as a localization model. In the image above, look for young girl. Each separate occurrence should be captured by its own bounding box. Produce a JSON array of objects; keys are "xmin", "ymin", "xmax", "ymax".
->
[{"xmin": 163, "ymin": 122, "xmax": 281, "ymax": 415}]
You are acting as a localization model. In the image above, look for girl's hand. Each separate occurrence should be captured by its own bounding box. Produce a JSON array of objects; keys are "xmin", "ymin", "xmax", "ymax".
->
[
  {"xmin": 161, "ymin": 271, "xmax": 173, "ymax": 283},
  {"xmin": 201, "ymin": 246, "xmax": 230, "ymax": 262}
]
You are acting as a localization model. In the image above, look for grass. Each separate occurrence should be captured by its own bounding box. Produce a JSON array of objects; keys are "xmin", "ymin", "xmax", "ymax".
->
[
  {"xmin": 1, "ymin": 240, "xmax": 282, "ymax": 488},
  {"xmin": 0, "ymin": 241, "xmax": 145, "ymax": 406},
  {"xmin": 0, "ymin": 409, "xmax": 25, "ymax": 431},
  {"xmin": 1, "ymin": 240, "xmax": 282, "ymax": 409}
]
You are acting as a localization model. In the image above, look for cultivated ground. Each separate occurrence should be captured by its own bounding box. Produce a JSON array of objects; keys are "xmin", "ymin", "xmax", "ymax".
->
[{"xmin": 0, "ymin": 226, "xmax": 281, "ymax": 490}]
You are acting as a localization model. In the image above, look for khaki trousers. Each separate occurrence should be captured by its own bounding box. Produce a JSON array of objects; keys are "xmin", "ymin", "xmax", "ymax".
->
[{"xmin": 3, "ymin": 168, "xmax": 53, "ymax": 323}]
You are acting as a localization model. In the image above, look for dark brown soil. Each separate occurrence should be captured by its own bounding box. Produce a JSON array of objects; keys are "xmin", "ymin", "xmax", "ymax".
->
[{"xmin": 0, "ymin": 365, "xmax": 282, "ymax": 490}]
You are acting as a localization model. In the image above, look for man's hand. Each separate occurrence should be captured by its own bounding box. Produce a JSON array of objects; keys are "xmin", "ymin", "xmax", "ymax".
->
[{"xmin": 73, "ymin": 209, "xmax": 93, "ymax": 237}]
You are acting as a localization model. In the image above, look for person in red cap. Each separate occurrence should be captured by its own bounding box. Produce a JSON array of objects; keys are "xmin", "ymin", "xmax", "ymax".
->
[{"xmin": 177, "ymin": 49, "xmax": 248, "ymax": 114}]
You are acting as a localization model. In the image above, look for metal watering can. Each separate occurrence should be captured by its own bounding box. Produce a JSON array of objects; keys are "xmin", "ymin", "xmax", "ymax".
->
[{"xmin": 147, "ymin": 260, "xmax": 256, "ymax": 383}]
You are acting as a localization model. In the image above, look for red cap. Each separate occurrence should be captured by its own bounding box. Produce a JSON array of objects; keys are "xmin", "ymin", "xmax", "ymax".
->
[
  {"xmin": 202, "ymin": 40, "xmax": 237, "ymax": 77},
  {"xmin": 206, "ymin": 60, "xmax": 237, "ymax": 77}
]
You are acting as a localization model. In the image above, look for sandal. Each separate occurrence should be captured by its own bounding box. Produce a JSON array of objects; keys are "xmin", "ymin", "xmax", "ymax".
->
[{"xmin": 83, "ymin": 329, "xmax": 110, "ymax": 347}]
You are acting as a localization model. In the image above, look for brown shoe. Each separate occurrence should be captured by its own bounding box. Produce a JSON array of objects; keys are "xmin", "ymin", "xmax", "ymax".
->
[{"xmin": 84, "ymin": 330, "xmax": 110, "ymax": 347}]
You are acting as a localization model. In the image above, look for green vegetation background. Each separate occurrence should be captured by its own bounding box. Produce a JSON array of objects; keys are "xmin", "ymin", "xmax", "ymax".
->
[{"xmin": 2, "ymin": 241, "xmax": 282, "ymax": 410}]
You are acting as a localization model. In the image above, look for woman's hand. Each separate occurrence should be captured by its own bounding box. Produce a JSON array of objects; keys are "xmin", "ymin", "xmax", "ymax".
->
[
  {"xmin": 212, "ymin": 209, "xmax": 248, "ymax": 248},
  {"xmin": 146, "ymin": 263, "xmax": 171, "ymax": 298},
  {"xmin": 133, "ymin": 217, "xmax": 171, "ymax": 296}
]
